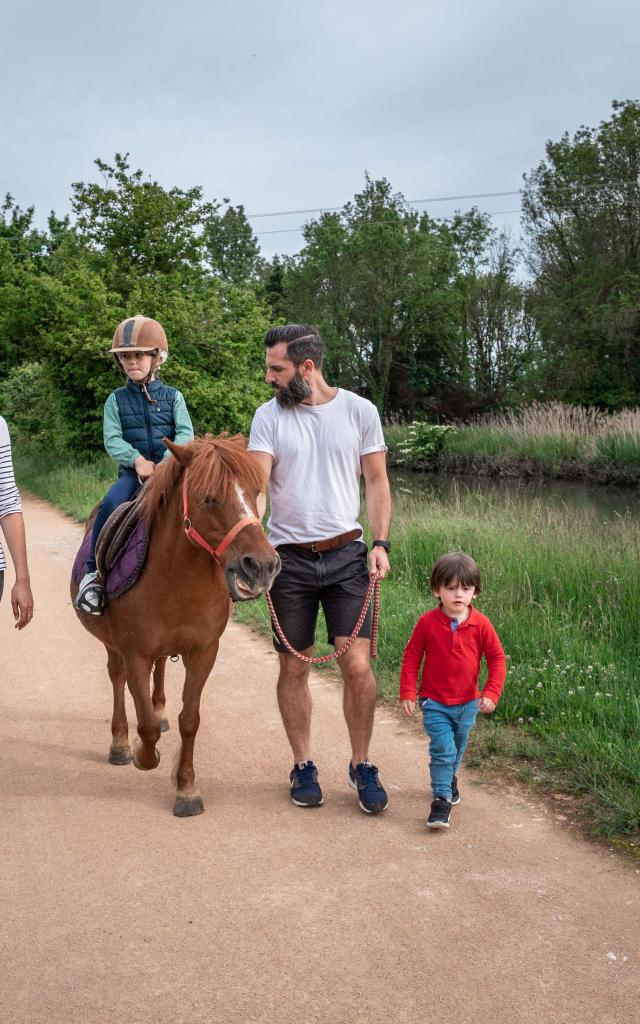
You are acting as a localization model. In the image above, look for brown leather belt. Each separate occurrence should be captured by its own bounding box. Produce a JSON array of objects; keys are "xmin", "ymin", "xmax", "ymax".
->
[{"xmin": 289, "ymin": 529, "xmax": 362, "ymax": 553}]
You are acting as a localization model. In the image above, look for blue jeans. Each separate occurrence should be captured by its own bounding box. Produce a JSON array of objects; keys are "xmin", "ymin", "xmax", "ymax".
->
[
  {"xmin": 87, "ymin": 468, "xmax": 141, "ymax": 573},
  {"xmin": 419, "ymin": 697, "xmax": 480, "ymax": 801}
]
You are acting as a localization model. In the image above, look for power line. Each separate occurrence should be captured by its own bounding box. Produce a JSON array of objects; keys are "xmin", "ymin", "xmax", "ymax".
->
[
  {"xmin": 247, "ymin": 189, "xmax": 521, "ymax": 220},
  {"xmin": 248, "ymin": 178, "xmax": 640, "ymax": 223},
  {"xmin": 255, "ymin": 208, "xmax": 523, "ymax": 237}
]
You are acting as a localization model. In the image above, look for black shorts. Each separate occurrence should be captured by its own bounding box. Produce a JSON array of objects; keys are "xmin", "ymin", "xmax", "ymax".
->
[{"xmin": 269, "ymin": 541, "xmax": 372, "ymax": 653}]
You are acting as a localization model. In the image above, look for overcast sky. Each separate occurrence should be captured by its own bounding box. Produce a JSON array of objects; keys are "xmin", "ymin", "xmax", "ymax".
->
[{"xmin": 1, "ymin": 0, "xmax": 638, "ymax": 258}]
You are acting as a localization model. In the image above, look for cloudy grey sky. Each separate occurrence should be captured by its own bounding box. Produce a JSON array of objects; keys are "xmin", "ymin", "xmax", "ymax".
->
[{"xmin": 1, "ymin": 0, "xmax": 638, "ymax": 258}]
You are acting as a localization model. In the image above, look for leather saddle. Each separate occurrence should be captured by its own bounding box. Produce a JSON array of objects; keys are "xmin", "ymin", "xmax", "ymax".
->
[{"xmin": 95, "ymin": 490, "xmax": 146, "ymax": 580}]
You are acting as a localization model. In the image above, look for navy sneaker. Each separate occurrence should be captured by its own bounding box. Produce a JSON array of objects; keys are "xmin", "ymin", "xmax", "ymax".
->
[
  {"xmin": 348, "ymin": 761, "xmax": 389, "ymax": 814},
  {"xmin": 451, "ymin": 775, "xmax": 460, "ymax": 806},
  {"xmin": 427, "ymin": 796, "xmax": 452, "ymax": 829},
  {"xmin": 289, "ymin": 761, "xmax": 323, "ymax": 807}
]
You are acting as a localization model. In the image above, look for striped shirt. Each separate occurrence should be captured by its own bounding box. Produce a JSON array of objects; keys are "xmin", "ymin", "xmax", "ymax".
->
[{"xmin": 0, "ymin": 416, "xmax": 23, "ymax": 571}]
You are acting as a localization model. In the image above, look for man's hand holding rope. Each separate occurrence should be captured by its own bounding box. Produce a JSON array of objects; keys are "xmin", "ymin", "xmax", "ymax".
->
[{"xmin": 368, "ymin": 545, "xmax": 390, "ymax": 579}]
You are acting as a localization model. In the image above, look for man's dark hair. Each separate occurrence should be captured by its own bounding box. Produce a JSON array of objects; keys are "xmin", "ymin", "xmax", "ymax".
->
[
  {"xmin": 264, "ymin": 323, "xmax": 324, "ymax": 369},
  {"xmin": 430, "ymin": 552, "xmax": 482, "ymax": 595}
]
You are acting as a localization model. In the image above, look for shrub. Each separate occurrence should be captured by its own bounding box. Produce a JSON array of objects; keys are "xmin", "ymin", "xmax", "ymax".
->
[
  {"xmin": 395, "ymin": 421, "xmax": 455, "ymax": 465},
  {"xmin": 0, "ymin": 361, "xmax": 74, "ymax": 455}
]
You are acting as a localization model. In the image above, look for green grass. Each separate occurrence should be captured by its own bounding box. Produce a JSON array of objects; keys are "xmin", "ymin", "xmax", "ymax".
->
[
  {"xmin": 14, "ymin": 450, "xmax": 117, "ymax": 522},
  {"xmin": 16, "ymin": 446, "xmax": 640, "ymax": 840},
  {"xmin": 386, "ymin": 403, "xmax": 640, "ymax": 482},
  {"xmin": 443, "ymin": 427, "xmax": 587, "ymax": 462},
  {"xmin": 239, "ymin": 487, "xmax": 640, "ymax": 840}
]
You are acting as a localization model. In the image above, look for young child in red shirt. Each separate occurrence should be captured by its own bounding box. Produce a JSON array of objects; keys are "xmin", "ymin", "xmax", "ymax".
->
[{"xmin": 400, "ymin": 551, "xmax": 506, "ymax": 829}]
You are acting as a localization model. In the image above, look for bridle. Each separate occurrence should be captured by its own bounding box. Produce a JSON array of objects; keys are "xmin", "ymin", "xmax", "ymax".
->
[{"xmin": 182, "ymin": 469, "xmax": 262, "ymax": 562}]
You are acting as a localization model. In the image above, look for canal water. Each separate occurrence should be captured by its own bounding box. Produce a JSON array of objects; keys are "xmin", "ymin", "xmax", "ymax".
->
[{"xmin": 388, "ymin": 470, "xmax": 640, "ymax": 521}]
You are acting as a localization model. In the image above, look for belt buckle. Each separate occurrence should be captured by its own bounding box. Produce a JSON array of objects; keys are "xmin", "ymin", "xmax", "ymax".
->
[{"xmin": 310, "ymin": 542, "xmax": 318, "ymax": 553}]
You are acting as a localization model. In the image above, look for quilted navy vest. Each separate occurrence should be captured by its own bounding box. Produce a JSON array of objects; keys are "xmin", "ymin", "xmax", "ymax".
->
[{"xmin": 114, "ymin": 379, "xmax": 177, "ymax": 464}]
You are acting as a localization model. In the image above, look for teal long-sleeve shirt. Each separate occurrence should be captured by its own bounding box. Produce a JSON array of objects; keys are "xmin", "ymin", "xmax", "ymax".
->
[{"xmin": 103, "ymin": 390, "xmax": 194, "ymax": 467}]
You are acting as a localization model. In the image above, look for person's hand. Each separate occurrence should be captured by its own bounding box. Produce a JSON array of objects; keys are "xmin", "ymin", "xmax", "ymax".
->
[
  {"xmin": 400, "ymin": 699, "xmax": 415, "ymax": 717},
  {"xmin": 368, "ymin": 546, "xmax": 390, "ymax": 579},
  {"xmin": 134, "ymin": 456, "xmax": 156, "ymax": 480},
  {"xmin": 12, "ymin": 580, "xmax": 33, "ymax": 629},
  {"xmin": 479, "ymin": 696, "xmax": 496, "ymax": 714}
]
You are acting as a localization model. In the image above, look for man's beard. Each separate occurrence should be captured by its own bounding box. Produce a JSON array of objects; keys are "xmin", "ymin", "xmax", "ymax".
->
[{"xmin": 273, "ymin": 371, "xmax": 312, "ymax": 408}]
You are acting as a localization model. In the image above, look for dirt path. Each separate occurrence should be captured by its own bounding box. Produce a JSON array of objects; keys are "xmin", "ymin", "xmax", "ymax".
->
[{"xmin": 1, "ymin": 496, "xmax": 639, "ymax": 1024}]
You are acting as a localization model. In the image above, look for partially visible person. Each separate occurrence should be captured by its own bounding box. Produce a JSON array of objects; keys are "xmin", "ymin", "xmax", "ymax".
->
[
  {"xmin": 74, "ymin": 315, "xmax": 194, "ymax": 615},
  {"xmin": 0, "ymin": 416, "xmax": 34, "ymax": 629},
  {"xmin": 400, "ymin": 552, "xmax": 506, "ymax": 829}
]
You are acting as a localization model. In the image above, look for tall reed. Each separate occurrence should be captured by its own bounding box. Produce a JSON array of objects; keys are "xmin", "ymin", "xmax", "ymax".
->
[{"xmin": 388, "ymin": 402, "xmax": 640, "ymax": 478}]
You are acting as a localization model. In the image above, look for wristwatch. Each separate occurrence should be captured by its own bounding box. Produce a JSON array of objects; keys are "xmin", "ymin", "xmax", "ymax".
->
[{"xmin": 371, "ymin": 539, "xmax": 391, "ymax": 552}]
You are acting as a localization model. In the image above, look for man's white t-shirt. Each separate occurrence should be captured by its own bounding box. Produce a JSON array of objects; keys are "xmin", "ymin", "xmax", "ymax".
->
[{"xmin": 248, "ymin": 389, "xmax": 386, "ymax": 547}]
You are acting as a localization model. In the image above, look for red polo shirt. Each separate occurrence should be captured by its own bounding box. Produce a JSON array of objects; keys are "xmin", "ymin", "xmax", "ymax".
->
[{"xmin": 399, "ymin": 605, "xmax": 506, "ymax": 706}]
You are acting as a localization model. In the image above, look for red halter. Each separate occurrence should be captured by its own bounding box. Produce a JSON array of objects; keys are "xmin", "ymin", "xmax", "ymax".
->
[{"xmin": 182, "ymin": 470, "xmax": 262, "ymax": 562}]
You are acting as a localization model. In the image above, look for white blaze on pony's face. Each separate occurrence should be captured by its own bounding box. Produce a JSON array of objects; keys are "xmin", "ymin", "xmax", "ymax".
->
[
  {"xmin": 226, "ymin": 480, "xmax": 279, "ymax": 601},
  {"xmin": 234, "ymin": 481, "xmax": 254, "ymax": 519}
]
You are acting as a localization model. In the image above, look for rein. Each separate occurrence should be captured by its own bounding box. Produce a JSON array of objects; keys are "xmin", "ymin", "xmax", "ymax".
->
[
  {"xmin": 182, "ymin": 470, "xmax": 261, "ymax": 562},
  {"xmin": 265, "ymin": 571, "xmax": 381, "ymax": 663}
]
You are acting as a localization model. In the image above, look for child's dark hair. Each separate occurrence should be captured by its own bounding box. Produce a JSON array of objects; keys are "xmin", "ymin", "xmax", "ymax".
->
[{"xmin": 430, "ymin": 552, "xmax": 482, "ymax": 595}]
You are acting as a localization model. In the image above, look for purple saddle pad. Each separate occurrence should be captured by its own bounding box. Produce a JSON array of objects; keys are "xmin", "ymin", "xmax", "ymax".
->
[{"xmin": 72, "ymin": 519, "xmax": 149, "ymax": 600}]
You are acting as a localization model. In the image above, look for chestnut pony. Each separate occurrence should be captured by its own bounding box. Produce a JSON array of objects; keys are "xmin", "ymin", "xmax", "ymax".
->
[{"xmin": 71, "ymin": 434, "xmax": 280, "ymax": 816}]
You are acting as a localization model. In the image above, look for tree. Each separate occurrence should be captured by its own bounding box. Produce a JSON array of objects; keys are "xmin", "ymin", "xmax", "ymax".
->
[
  {"xmin": 522, "ymin": 99, "xmax": 640, "ymax": 407},
  {"xmin": 0, "ymin": 197, "xmax": 49, "ymax": 377},
  {"xmin": 0, "ymin": 157, "xmax": 273, "ymax": 453},
  {"xmin": 203, "ymin": 203, "xmax": 262, "ymax": 284},
  {"xmin": 450, "ymin": 215, "xmax": 536, "ymax": 414},
  {"xmin": 71, "ymin": 153, "xmax": 210, "ymax": 300},
  {"xmin": 281, "ymin": 176, "xmax": 466, "ymax": 417}
]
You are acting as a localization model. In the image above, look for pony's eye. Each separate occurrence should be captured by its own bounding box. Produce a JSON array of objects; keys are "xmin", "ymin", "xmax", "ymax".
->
[{"xmin": 204, "ymin": 495, "xmax": 218, "ymax": 506}]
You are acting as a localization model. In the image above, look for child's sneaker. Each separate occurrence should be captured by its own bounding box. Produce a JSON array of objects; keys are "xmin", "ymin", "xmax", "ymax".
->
[
  {"xmin": 451, "ymin": 775, "xmax": 460, "ymax": 805},
  {"xmin": 289, "ymin": 760, "xmax": 323, "ymax": 807},
  {"xmin": 74, "ymin": 571, "xmax": 105, "ymax": 615},
  {"xmin": 427, "ymin": 796, "xmax": 452, "ymax": 829}
]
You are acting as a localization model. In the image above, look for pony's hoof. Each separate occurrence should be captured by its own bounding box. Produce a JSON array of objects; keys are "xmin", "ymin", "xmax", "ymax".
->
[
  {"xmin": 132, "ymin": 744, "xmax": 161, "ymax": 771},
  {"xmin": 159, "ymin": 718, "xmax": 170, "ymax": 733},
  {"xmin": 173, "ymin": 795, "xmax": 204, "ymax": 817},
  {"xmin": 109, "ymin": 747, "xmax": 133, "ymax": 765}
]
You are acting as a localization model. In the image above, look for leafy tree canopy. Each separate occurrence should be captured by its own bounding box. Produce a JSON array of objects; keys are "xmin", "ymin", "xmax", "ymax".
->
[{"xmin": 522, "ymin": 99, "xmax": 640, "ymax": 407}]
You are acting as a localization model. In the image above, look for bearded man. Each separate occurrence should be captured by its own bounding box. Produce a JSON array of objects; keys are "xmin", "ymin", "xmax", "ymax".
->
[{"xmin": 248, "ymin": 323, "xmax": 392, "ymax": 813}]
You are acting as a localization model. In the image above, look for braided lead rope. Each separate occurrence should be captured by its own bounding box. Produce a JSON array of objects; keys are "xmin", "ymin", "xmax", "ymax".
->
[{"xmin": 265, "ymin": 572, "xmax": 381, "ymax": 664}]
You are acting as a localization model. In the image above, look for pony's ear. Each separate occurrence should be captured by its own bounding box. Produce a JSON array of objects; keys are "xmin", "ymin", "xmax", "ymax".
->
[{"xmin": 163, "ymin": 438, "xmax": 193, "ymax": 466}]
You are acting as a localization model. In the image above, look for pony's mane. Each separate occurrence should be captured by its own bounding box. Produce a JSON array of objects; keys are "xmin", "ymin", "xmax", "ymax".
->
[{"xmin": 139, "ymin": 433, "xmax": 267, "ymax": 525}]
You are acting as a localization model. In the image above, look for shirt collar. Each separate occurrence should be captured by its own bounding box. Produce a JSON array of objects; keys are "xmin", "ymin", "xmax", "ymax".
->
[{"xmin": 435, "ymin": 604, "xmax": 477, "ymax": 628}]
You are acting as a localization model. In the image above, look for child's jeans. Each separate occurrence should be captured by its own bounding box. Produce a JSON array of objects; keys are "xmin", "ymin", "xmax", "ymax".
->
[
  {"xmin": 418, "ymin": 697, "xmax": 480, "ymax": 801},
  {"xmin": 87, "ymin": 468, "xmax": 141, "ymax": 573}
]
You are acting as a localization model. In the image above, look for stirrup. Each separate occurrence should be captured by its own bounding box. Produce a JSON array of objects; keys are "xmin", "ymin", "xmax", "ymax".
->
[{"xmin": 74, "ymin": 574, "xmax": 106, "ymax": 615}]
